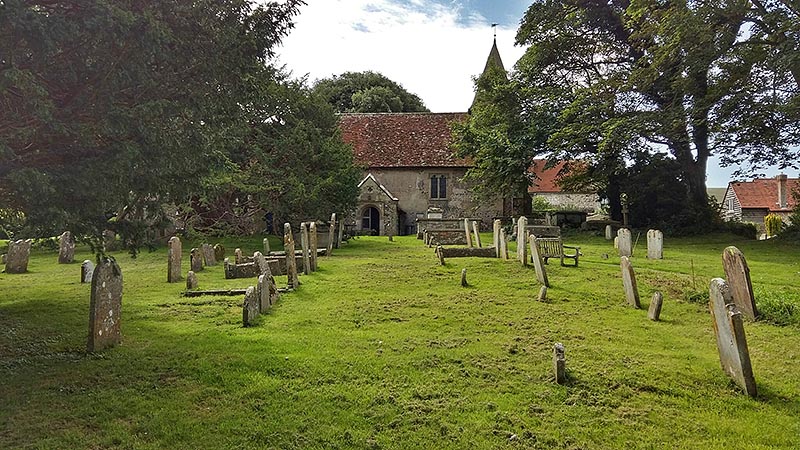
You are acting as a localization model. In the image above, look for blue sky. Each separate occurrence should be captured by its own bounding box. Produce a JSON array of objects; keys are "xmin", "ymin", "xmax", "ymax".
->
[{"xmin": 276, "ymin": 1, "xmax": 789, "ymax": 187}]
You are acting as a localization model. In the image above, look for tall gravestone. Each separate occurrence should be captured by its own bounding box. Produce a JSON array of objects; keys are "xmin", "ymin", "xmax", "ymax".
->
[
  {"xmin": 87, "ymin": 258, "xmax": 123, "ymax": 352},
  {"xmin": 493, "ymin": 219, "xmax": 502, "ymax": 258},
  {"xmin": 617, "ymin": 228, "xmax": 632, "ymax": 257},
  {"xmin": 722, "ymin": 246, "xmax": 758, "ymax": 320},
  {"xmin": 647, "ymin": 229, "xmax": 663, "ymax": 259},
  {"xmin": 242, "ymin": 286, "xmax": 259, "ymax": 327},
  {"xmin": 190, "ymin": 248, "xmax": 203, "ymax": 272},
  {"xmin": 529, "ymin": 235, "xmax": 549, "ymax": 287},
  {"xmin": 300, "ymin": 222, "xmax": 311, "ymax": 275},
  {"xmin": 58, "ymin": 231, "xmax": 75, "ymax": 264},
  {"xmin": 201, "ymin": 243, "xmax": 216, "ymax": 266},
  {"xmin": 81, "ymin": 260, "xmax": 95, "ymax": 283},
  {"xmin": 620, "ymin": 256, "xmax": 641, "ymax": 308},
  {"xmin": 213, "ymin": 243, "xmax": 225, "ymax": 261},
  {"xmin": 167, "ymin": 236, "xmax": 182, "ymax": 283},
  {"xmin": 327, "ymin": 213, "xmax": 336, "ymax": 256},
  {"xmin": 284, "ymin": 223, "xmax": 299, "ymax": 289},
  {"xmin": 605, "ymin": 225, "xmax": 613, "ymax": 240},
  {"xmin": 5, "ymin": 239, "xmax": 32, "ymax": 274},
  {"xmin": 709, "ymin": 278, "xmax": 757, "ymax": 397},
  {"xmin": 310, "ymin": 222, "xmax": 319, "ymax": 272},
  {"xmin": 517, "ymin": 216, "xmax": 528, "ymax": 264},
  {"xmin": 263, "ymin": 238, "xmax": 271, "ymax": 255},
  {"xmin": 464, "ymin": 218, "xmax": 473, "ymax": 248},
  {"xmin": 499, "ymin": 229, "xmax": 509, "ymax": 260},
  {"xmin": 472, "ymin": 221, "xmax": 482, "ymax": 248}
]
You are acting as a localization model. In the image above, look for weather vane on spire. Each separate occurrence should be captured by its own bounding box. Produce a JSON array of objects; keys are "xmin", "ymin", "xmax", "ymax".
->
[{"xmin": 491, "ymin": 23, "xmax": 498, "ymax": 39}]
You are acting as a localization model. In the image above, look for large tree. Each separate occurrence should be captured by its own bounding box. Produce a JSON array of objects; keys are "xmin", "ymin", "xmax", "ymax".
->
[
  {"xmin": 312, "ymin": 71, "xmax": 429, "ymax": 113},
  {"xmin": 0, "ymin": 0, "xmax": 302, "ymax": 248}
]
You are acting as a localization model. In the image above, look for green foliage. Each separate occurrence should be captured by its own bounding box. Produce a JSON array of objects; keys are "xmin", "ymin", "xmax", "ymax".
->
[
  {"xmin": 312, "ymin": 71, "xmax": 429, "ymax": 113},
  {"xmin": 531, "ymin": 196, "xmax": 553, "ymax": 212},
  {"xmin": 757, "ymin": 292, "xmax": 799, "ymax": 326},
  {"xmin": 765, "ymin": 213, "xmax": 784, "ymax": 237}
]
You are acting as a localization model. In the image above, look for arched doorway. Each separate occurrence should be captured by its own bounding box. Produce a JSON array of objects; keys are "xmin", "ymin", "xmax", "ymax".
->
[{"xmin": 361, "ymin": 206, "xmax": 380, "ymax": 234}]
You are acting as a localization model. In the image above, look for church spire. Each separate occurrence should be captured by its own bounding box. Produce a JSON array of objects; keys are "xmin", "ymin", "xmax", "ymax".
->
[{"xmin": 470, "ymin": 34, "xmax": 507, "ymax": 111}]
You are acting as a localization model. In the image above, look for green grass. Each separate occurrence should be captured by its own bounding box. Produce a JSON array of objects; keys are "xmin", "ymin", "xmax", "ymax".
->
[{"xmin": 1, "ymin": 232, "xmax": 800, "ymax": 449}]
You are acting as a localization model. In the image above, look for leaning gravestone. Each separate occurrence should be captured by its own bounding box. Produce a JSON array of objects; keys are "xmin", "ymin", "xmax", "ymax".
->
[
  {"xmin": 201, "ymin": 243, "xmax": 216, "ymax": 266},
  {"xmin": 464, "ymin": 218, "xmax": 473, "ymax": 248},
  {"xmin": 5, "ymin": 239, "xmax": 32, "ymax": 274},
  {"xmin": 553, "ymin": 343, "xmax": 566, "ymax": 384},
  {"xmin": 617, "ymin": 228, "xmax": 632, "ymax": 257},
  {"xmin": 300, "ymin": 223, "xmax": 311, "ymax": 275},
  {"xmin": 493, "ymin": 219, "xmax": 502, "ymax": 258},
  {"xmin": 310, "ymin": 222, "xmax": 319, "ymax": 271},
  {"xmin": 242, "ymin": 286, "xmax": 259, "ymax": 327},
  {"xmin": 722, "ymin": 246, "xmax": 758, "ymax": 320},
  {"xmin": 647, "ymin": 229, "xmax": 663, "ymax": 259},
  {"xmin": 284, "ymin": 223, "xmax": 299, "ymax": 289},
  {"xmin": 605, "ymin": 225, "xmax": 613, "ymax": 240},
  {"xmin": 167, "ymin": 236, "xmax": 182, "ymax": 283},
  {"xmin": 190, "ymin": 248, "xmax": 203, "ymax": 272},
  {"xmin": 709, "ymin": 278, "xmax": 757, "ymax": 397},
  {"xmin": 649, "ymin": 291, "xmax": 663, "ymax": 321},
  {"xmin": 529, "ymin": 235, "xmax": 549, "ymax": 287},
  {"xmin": 186, "ymin": 271, "xmax": 198, "ymax": 290},
  {"xmin": 58, "ymin": 231, "xmax": 75, "ymax": 264},
  {"xmin": 472, "ymin": 221, "xmax": 482, "ymax": 248},
  {"xmin": 517, "ymin": 216, "xmax": 528, "ymax": 265},
  {"xmin": 327, "ymin": 213, "xmax": 336, "ymax": 256},
  {"xmin": 87, "ymin": 257, "xmax": 122, "ymax": 352},
  {"xmin": 620, "ymin": 256, "xmax": 641, "ymax": 308},
  {"xmin": 81, "ymin": 260, "xmax": 95, "ymax": 283}
]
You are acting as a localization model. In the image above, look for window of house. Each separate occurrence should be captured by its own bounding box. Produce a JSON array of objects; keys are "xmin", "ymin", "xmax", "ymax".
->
[{"xmin": 430, "ymin": 175, "xmax": 447, "ymax": 199}]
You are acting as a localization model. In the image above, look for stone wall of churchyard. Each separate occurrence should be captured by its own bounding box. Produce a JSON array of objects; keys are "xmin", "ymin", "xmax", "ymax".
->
[
  {"xmin": 364, "ymin": 168, "xmax": 503, "ymax": 234},
  {"xmin": 533, "ymin": 193, "xmax": 600, "ymax": 212}
]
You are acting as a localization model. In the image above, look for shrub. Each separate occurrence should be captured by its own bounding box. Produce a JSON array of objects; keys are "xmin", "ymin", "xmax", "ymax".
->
[
  {"xmin": 721, "ymin": 221, "xmax": 758, "ymax": 240},
  {"xmin": 765, "ymin": 213, "xmax": 784, "ymax": 237},
  {"xmin": 757, "ymin": 294, "xmax": 799, "ymax": 326}
]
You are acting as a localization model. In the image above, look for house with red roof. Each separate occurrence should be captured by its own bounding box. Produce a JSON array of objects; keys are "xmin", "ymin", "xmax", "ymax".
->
[
  {"xmin": 721, "ymin": 174, "xmax": 798, "ymax": 225},
  {"xmin": 528, "ymin": 160, "xmax": 598, "ymax": 211}
]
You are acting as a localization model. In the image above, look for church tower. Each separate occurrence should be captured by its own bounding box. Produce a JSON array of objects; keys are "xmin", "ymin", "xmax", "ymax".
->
[{"xmin": 470, "ymin": 37, "xmax": 508, "ymax": 111}]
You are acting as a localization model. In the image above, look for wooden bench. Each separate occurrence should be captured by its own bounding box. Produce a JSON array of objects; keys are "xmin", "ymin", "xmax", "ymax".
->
[{"xmin": 533, "ymin": 236, "xmax": 581, "ymax": 267}]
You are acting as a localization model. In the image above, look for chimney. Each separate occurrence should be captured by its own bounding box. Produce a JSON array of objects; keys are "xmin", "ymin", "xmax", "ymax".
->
[{"xmin": 777, "ymin": 173, "xmax": 788, "ymax": 209}]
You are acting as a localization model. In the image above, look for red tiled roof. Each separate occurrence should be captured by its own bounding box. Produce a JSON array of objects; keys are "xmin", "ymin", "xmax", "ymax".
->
[
  {"xmin": 527, "ymin": 160, "xmax": 588, "ymax": 193},
  {"xmin": 730, "ymin": 177, "xmax": 799, "ymax": 212},
  {"xmin": 339, "ymin": 113, "xmax": 471, "ymax": 168}
]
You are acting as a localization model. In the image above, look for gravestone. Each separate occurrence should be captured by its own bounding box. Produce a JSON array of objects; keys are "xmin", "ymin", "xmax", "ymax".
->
[
  {"xmin": 310, "ymin": 222, "xmax": 319, "ymax": 272},
  {"xmin": 201, "ymin": 243, "xmax": 216, "ymax": 266},
  {"xmin": 709, "ymin": 278, "xmax": 757, "ymax": 397},
  {"xmin": 337, "ymin": 217, "xmax": 344, "ymax": 249},
  {"xmin": 5, "ymin": 239, "xmax": 32, "ymax": 274},
  {"xmin": 167, "ymin": 236, "xmax": 182, "ymax": 283},
  {"xmin": 461, "ymin": 268, "xmax": 468, "ymax": 287},
  {"xmin": 263, "ymin": 238, "xmax": 270, "ymax": 255},
  {"xmin": 617, "ymin": 228, "xmax": 632, "ymax": 257},
  {"xmin": 722, "ymin": 246, "xmax": 758, "ymax": 320},
  {"xmin": 87, "ymin": 257, "xmax": 122, "ymax": 352},
  {"xmin": 493, "ymin": 219, "xmax": 502, "ymax": 258},
  {"xmin": 517, "ymin": 216, "xmax": 528, "ymax": 264},
  {"xmin": 213, "ymin": 243, "xmax": 225, "ymax": 261},
  {"xmin": 81, "ymin": 260, "xmax": 95, "ymax": 283},
  {"xmin": 190, "ymin": 248, "xmax": 203, "ymax": 272},
  {"xmin": 186, "ymin": 271, "xmax": 198, "ymax": 290},
  {"xmin": 300, "ymin": 223, "xmax": 311, "ymax": 275},
  {"xmin": 242, "ymin": 286, "xmax": 259, "ymax": 327},
  {"xmin": 284, "ymin": 223, "xmax": 299, "ymax": 289},
  {"xmin": 464, "ymin": 218, "xmax": 473, "ymax": 248},
  {"xmin": 472, "ymin": 221, "xmax": 482, "ymax": 248},
  {"xmin": 58, "ymin": 231, "xmax": 75, "ymax": 264},
  {"xmin": 234, "ymin": 248, "xmax": 244, "ymax": 264},
  {"xmin": 257, "ymin": 274, "xmax": 271, "ymax": 312},
  {"xmin": 0, "ymin": 254, "xmax": 5, "ymax": 265},
  {"xmin": 538, "ymin": 286, "xmax": 548, "ymax": 302},
  {"xmin": 499, "ymin": 229, "xmax": 509, "ymax": 260},
  {"xmin": 436, "ymin": 245, "xmax": 445, "ymax": 266},
  {"xmin": 649, "ymin": 291, "xmax": 663, "ymax": 321},
  {"xmin": 605, "ymin": 225, "xmax": 613, "ymax": 240},
  {"xmin": 253, "ymin": 251, "xmax": 269, "ymax": 275},
  {"xmin": 553, "ymin": 343, "xmax": 566, "ymax": 384},
  {"xmin": 620, "ymin": 256, "xmax": 641, "ymax": 308},
  {"xmin": 327, "ymin": 213, "xmax": 336, "ymax": 256},
  {"xmin": 647, "ymin": 229, "xmax": 663, "ymax": 259},
  {"xmin": 529, "ymin": 235, "xmax": 549, "ymax": 287},
  {"xmin": 614, "ymin": 236, "xmax": 619, "ymax": 249}
]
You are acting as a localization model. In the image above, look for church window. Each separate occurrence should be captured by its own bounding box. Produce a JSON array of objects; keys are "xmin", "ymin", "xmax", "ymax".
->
[{"xmin": 431, "ymin": 175, "xmax": 447, "ymax": 199}]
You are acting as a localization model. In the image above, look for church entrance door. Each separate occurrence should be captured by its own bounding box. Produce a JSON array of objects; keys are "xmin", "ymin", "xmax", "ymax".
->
[{"xmin": 362, "ymin": 206, "xmax": 380, "ymax": 234}]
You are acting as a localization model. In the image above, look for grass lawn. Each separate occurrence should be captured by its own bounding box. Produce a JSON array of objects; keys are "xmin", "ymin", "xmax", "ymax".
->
[{"xmin": 1, "ymin": 232, "xmax": 799, "ymax": 449}]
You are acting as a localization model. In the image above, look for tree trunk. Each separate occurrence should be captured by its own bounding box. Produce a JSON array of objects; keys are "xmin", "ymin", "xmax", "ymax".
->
[
  {"xmin": 520, "ymin": 189, "xmax": 533, "ymax": 216},
  {"xmin": 607, "ymin": 176, "xmax": 623, "ymax": 222}
]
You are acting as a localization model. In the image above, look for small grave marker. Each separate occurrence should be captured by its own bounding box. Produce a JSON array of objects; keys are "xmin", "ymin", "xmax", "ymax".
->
[
  {"xmin": 186, "ymin": 271, "xmax": 198, "ymax": 290},
  {"xmin": 213, "ymin": 243, "xmax": 225, "ymax": 261},
  {"xmin": 620, "ymin": 256, "xmax": 640, "ymax": 308},
  {"xmin": 87, "ymin": 258, "xmax": 122, "ymax": 352},
  {"xmin": 605, "ymin": 225, "xmax": 613, "ymax": 240},
  {"xmin": 647, "ymin": 229, "xmax": 663, "ymax": 259},
  {"xmin": 242, "ymin": 286, "xmax": 259, "ymax": 327},
  {"xmin": 81, "ymin": 260, "xmax": 94, "ymax": 283},
  {"xmin": 461, "ymin": 268, "xmax": 468, "ymax": 287},
  {"xmin": 649, "ymin": 291, "xmax": 663, "ymax": 321},
  {"xmin": 436, "ymin": 245, "xmax": 445, "ymax": 266},
  {"xmin": 234, "ymin": 248, "xmax": 244, "ymax": 264},
  {"xmin": 5, "ymin": 239, "xmax": 32, "ymax": 274},
  {"xmin": 617, "ymin": 228, "xmax": 632, "ymax": 257},
  {"xmin": 190, "ymin": 248, "xmax": 203, "ymax": 272},
  {"xmin": 709, "ymin": 278, "xmax": 757, "ymax": 397},
  {"xmin": 553, "ymin": 343, "xmax": 566, "ymax": 384},
  {"xmin": 167, "ymin": 236, "xmax": 182, "ymax": 283},
  {"xmin": 58, "ymin": 231, "xmax": 75, "ymax": 264}
]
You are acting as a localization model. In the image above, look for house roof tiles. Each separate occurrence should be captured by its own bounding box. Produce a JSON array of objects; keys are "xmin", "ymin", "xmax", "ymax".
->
[{"xmin": 729, "ymin": 177, "xmax": 799, "ymax": 212}]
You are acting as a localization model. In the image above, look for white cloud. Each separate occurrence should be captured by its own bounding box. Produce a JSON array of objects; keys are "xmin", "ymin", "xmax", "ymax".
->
[{"xmin": 274, "ymin": 0, "xmax": 526, "ymax": 112}]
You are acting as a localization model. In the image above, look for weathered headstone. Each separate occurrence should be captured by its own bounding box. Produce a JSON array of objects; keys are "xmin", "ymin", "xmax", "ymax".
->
[
  {"xmin": 213, "ymin": 243, "xmax": 225, "ymax": 261},
  {"xmin": 620, "ymin": 256, "xmax": 641, "ymax": 308},
  {"xmin": 436, "ymin": 245, "xmax": 445, "ymax": 266},
  {"xmin": 58, "ymin": 231, "xmax": 75, "ymax": 264},
  {"xmin": 253, "ymin": 251, "xmax": 268, "ymax": 275},
  {"xmin": 499, "ymin": 229, "xmax": 509, "ymax": 260},
  {"xmin": 4, "ymin": 239, "xmax": 32, "ymax": 274},
  {"xmin": 257, "ymin": 274, "xmax": 270, "ymax": 312},
  {"xmin": 310, "ymin": 222, "xmax": 318, "ymax": 272},
  {"xmin": 647, "ymin": 229, "xmax": 663, "ymax": 259},
  {"xmin": 300, "ymin": 222, "xmax": 311, "ymax": 275},
  {"xmin": 493, "ymin": 219, "xmax": 502, "ymax": 258},
  {"xmin": 190, "ymin": 248, "xmax": 203, "ymax": 272},
  {"xmin": 709, "ymin": 278, "xmax": 757, "ymax": 397},
  {"xmin": 538, "ymin": 286, "xmax": 548, "ymax": 302},
  {"xmin": 722, "ymin": 246, "xmax": 758, "ymax": 320},
  {"xmin": 617, "ymin": 228, "xmax": 632, "ymax": 257},
  {"xmin": 553, "ymin": 343, "xmax": 566, "ymax": 384},
  {"xmin": 284, "ymin": 223, "xmax": 299, "ymax": 289},
  {"xmin": 605, "ymin": 225, "xmax": 613, "ymax": 240},
  {"xmin": 201, "ymin": 243, "xmax": 216, "ymax": 266},
  {"xmin": 263, "ymin": 238, "xmax": 271, "ymax": 255},
  {"xmin": 461, "ymin": 268, "xmax": 468, "ymax": 287},
  {"xmin": 234, "ymin": 248, "xmax": 244, "ymax": 264},
  {"xmin": 186, "ymin": 271, "xmax": 198, "ymax": 290},
  {"xmin": 327, "ymin": 213, "xmax": 336, "ymax": 256},
  {"xmin": 464, "ymin": 218, "xmax": 473, "ymax": 248},
  {"xmin": 167, "ymin": 236, "xmax": 182, "ymax": 283},
  {"xmin": 81, "ymin": 260, "xmax": 95, "ymax": 283},
  {"xmin": 649, "ymin": 291, "xmax": 663, "ymax": 321},
  {"xmin": 517, "ymin": 216, "xmax": 528, "ymax": 264},
  {"xmin": 614, "ymin": 236, "xmax": 619, "ymax": 249},
  {"xmin": 472, "ymin": 221, "xmax": 482, "ymax": 248},
  {"xmin": 242, "ymin": 286, "xmax": 259, "ymax": 327},
  {"xmin": 529, "ymin": 235, "xmax": 549, "ymax": 287},
  {"xmin": 87, "ymin": 258, "xmax": 122, "ymax": 352}
]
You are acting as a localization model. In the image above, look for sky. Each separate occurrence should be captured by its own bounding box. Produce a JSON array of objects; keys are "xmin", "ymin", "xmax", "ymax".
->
[{"xmin": 274, "ymin": 0, "xmax": 790, "ymax": 188}]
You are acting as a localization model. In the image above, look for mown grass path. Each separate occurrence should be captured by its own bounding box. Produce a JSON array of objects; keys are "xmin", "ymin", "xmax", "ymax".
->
[{"xmin": 1, "ymin": 233, "xmax": 799, "ymax": 449}]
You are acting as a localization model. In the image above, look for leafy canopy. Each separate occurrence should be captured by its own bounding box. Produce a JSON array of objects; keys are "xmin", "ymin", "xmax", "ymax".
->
[{"xmin": 312, "ymin": 71, "xmax": 429, "ymax": 113}]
